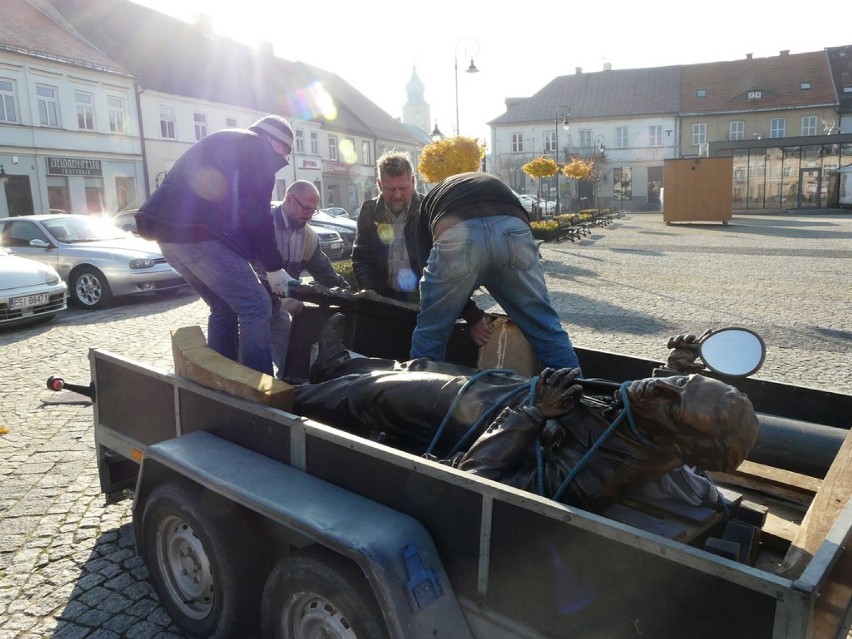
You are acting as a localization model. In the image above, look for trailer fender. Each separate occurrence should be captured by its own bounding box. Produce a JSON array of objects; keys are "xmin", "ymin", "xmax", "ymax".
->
[{"xmin": 133, "ymin": 431, "xmax": 472, "ymax": 639}]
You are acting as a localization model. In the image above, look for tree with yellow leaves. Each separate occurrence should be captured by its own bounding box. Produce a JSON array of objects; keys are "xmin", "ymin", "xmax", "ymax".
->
[
  {"xmin": 521, "ymin": 156, "xmax": 560, "ymax": 179},
  {"xmin": 418, "ymin": 136, "xmax": 485, "ymax": 184}
]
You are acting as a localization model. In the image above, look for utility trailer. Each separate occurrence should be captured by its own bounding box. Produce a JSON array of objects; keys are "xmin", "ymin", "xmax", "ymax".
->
[{"xmin": 62, "ymin": 289, "xmax": 851, "ymax": 639}]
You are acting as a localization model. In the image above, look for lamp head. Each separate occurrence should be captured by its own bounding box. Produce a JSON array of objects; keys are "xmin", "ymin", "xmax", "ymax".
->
[{"xmin": 466, "ymin": 58, "xmax": 479, "ymax": 74}]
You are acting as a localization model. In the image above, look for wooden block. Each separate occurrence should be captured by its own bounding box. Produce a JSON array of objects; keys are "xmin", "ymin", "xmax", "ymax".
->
[
  {"xmin": 723, "ymin": 520, "xmax": 761, "ymax": 565},
  {"xmin": 734, "ymin": 500, "xmax": 769, "ymax": 528},
  {"xmin": 171, "ymin": 326, "xmax": 293, "ymax": 411},
  {"xmin": 708, "ymin": 459, "xmax": 820, "ymax": 508},
  {"xmin": 704, "ymin": 537, "xmax": 740, "ymax": 562},
  {"xmin": 779, "ymin": 428, "xmax": 852, "ymax": 579}
]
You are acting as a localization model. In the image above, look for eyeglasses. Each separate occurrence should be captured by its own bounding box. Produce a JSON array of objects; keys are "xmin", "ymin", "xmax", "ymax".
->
[{"xmin": 290, "ymin": 193, "xmax": 318, "ymax": 216}]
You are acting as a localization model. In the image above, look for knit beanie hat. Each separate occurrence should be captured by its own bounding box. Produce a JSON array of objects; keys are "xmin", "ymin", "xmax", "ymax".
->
[{"xmin": 249, "ymin": 115, "xmax": 294, "ymax": 151}]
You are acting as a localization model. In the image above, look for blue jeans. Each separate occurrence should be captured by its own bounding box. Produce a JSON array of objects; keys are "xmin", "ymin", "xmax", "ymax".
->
[
  {"xmin": 410, "ymin": 215, "xmax": 581, "ymax": 370},
  {"xmin": 159, "ymin": 240, "xmax": 273, "ymax": 375}
]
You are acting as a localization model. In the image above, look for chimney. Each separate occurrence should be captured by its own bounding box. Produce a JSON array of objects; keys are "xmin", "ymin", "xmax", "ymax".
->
[
  {"xmin": 575, "ymin": 67, "xmax": 583, "ymax": 75},
  {"xmin": 745, "ymin": 53, "xmax": 753, "ymax": 60},
  {"xmin": 780, "ymin": 50, "xmax": 790, "ymax": 56},
  {"xmin": 603, "ymin": 62, "xmax": 612, "ymax": 71}
]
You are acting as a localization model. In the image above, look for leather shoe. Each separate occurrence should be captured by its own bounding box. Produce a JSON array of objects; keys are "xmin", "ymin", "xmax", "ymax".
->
[{"xmin": 310, "ymin": 313, "xmax": 349, "ymax": 383}]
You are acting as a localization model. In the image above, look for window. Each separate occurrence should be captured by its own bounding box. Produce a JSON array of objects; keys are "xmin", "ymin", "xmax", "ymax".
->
[
  {"xmin": 691, "ymin": 123, "xmax": 707, "ymax": 146},
  {"xmin": 615, "ymin": 127, "xmax": 628, "ymax": 148},
  {"xmin": 649, "ymin": 125, "xmax": 662, "ymax": 147},
  {"xmin": 193, "ymin": 112, "xmax": 207, "ymax": 141},
  {"xmin": 748, "ymin": 91, "xmax": 762, "ymax": 99},
  {"xmin": 770, "ymin": 118, "xmax": 786, "ymax": 138},
  {"xmin": 0, "ymin": 79, "xmax": 18, "ymax": 123},
  {"xmin": 696, "ymin": 88, "xmax": 707, "ymax": 98},
  {"xmin": 310, "ymin": 131, "xmax": 318, "ymax": 154},
  {"xmin": 75, "ymin": 91, "xmax": 94, "ymax": 130},
  {"xmin": 512, "ymin": 133, "xmax": 523, "ymax": 153},
  {"xmin": 544, "ymin": 130, "xmax": 556, "ymax": 153},
  {"xmin": 159, "ymin": 105, "xmax": 176, "ymax": 139},
  {"xmin": 361, "ymin": 140, "xmax": 371, "ymax": 165},
  {"xmin": 730, "ymin": 121, "xmax": 744, "ymax": 140},
  {"xmin": 578, "ymin": 129, "xmax": 591, "ymax": 150},
  {"xmin": 295, "ymin": 129, "xmax": 305, "ymax": 153},
  {"xmin": 328, "ymin": 135, "xmax": 338, "ymax": 160},
  {"xmin": 225, "ymin": 116, "xmax": 237, "ymax": 128},
  {"xmin": 800, "ymin": 82, "xmax": 811, "ymax": 91},
  {"xmin": 107, "ymin": 96, "xmax": 125, "ymax": 133},
  {"xmin": 37, "ymin": 85, "xmax": 60, "ymax": 127},
  {"xmin": 801, "ymin": 116, "xmax": 817, "ymax": 136},
  {"xmin": 613, "ymin": 167, "xmax": 632, "ymax": 200}
]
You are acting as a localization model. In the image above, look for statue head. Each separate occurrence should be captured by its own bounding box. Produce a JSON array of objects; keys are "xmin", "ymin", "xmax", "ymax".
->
[{"xmin": 626, "ymin": 375, "xmax": 758, "ymax": 471}]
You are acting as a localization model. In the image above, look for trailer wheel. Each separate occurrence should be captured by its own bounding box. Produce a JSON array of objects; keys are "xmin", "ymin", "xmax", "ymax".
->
[
  {"xmin": 141, "ymin": 482, "xmax": 261, "ymax": 639},
  {"xmin": 262, "ymin": 547, "xmax": 388, "ymax": 639}
]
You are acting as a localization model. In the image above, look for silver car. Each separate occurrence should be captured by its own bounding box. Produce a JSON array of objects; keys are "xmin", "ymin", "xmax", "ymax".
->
[
  {"xmin": 0, "ymin": 214, "xmax": 186, "ymax": 309},
  {"xmin": 0, "ymin": 247, "xmax": 67, "ymax": 327}
]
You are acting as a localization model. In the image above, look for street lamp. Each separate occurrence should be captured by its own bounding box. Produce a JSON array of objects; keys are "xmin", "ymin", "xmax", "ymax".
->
[
  {"xmin": 554, "ymin": 105, "xmax": 570, "ymax": 214},
  {"xmin": 455, "ymin": 38, "xmax": 479, "ymax": 136},
  {"xmin": 594, "ymin": 135, "xmax": 606, "ymax": 155},
  {"xmin": 431, "ymin": 121, "xmax": 444, "ymax": 142}
]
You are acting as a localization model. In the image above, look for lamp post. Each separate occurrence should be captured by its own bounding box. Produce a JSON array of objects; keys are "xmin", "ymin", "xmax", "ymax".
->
[
  {"xmin": 455, "ymin": 38, "xmax": 480, "ymax": 136},
  {"xmin": 554, "ymin": 105, "xmax": 570, "ymax": 214},
  {"xmin": 0, "ymin": 165, "xmax": 8, "ymax": 185},
  {"xmin": 593, "ymin": 136, "xmax": 606, "ymax": 209},
  {"xmin": 431, "ymin": 121, "xmax": 444, "ymax": 142}
]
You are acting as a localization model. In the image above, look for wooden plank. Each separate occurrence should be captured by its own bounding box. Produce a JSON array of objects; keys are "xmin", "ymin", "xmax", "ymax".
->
[
  {"xmin": 171, "ymin": 326, "xmax": 294, "ymax": 410},
  {"xmin": 602, "ymin": 503, "xmax": 689, "ymax": 541},
  {"xmin": 708, "ymin": 459, "xmax": 821, "ymax": 508},
  {"xmin": 779, "ymin": 428, "xmax": 852, "ymax": 579}
]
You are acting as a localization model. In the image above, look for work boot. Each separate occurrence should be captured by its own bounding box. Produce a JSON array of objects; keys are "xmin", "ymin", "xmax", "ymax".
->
[{"xmin": 310, "ymin": 313, "xmax": 350, "ymax": 383}]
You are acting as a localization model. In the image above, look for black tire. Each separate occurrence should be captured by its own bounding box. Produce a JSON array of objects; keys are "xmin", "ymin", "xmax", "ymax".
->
[
  {"xmin": 262, "ymin": 547, "xmax": 388, "ymax": 639},
  {"xmin": 70, "ymin": 266, "xmax": 113, "ymax": 309},
  {"xmin": 141, "ymin": 482, "xmax": 262, "ymax": 639}
]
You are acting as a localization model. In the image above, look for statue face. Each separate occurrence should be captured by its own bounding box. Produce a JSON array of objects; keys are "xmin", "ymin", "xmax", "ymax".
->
[
  {"xmin": 627, "ymin": 375, "xmax": 724, "ymax": 435},
  {"xmin": 625, "ymin": 375, "xmax": 755, "ymax": 469}
]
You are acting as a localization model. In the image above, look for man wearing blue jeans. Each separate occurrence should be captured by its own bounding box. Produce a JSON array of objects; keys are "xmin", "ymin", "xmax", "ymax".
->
[
  {"xmin": 136, "ymin": 115, "xmax": 297, "ymax": 375},
  {"xmin": 412, "ymin": 172, "xmax": 581, "ymax": 371}
]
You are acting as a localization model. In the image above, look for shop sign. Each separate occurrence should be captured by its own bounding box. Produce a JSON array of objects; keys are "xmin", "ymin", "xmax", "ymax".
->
[
  {"xmin": 324, "ymin": 161, "xmax": 356, "ymax": 176},
  {"xmin": 46, "ymin": 156, "xmax": 103, "ymax": 176},
  {"xmin": 298, "ymin": 158, "xmax": 323, "ymax": 170}
]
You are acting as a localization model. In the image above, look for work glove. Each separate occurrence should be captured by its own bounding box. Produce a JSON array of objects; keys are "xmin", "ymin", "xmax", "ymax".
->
[{"xmin": 266, "ymin": 268, "xmax": 299, "ymax": 297}]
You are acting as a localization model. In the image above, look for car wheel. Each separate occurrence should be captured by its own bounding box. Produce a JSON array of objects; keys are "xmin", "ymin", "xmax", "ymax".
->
[
  {"xmin": 141, "ymin": 482, "xmax": 262, "ymax": 639},
  {"xmin": 262, "ymin": 546, "xmax": 388, "ymax": 639},
  {"xmin": 70, "ymin": 266, "xmax": 113, "ymax": 309}
]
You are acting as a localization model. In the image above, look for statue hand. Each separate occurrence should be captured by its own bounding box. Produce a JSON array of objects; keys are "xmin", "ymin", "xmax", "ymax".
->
[
  {"xmin": 666, "ymin": 330, "xmax": 710, "ymax": 373},
  {"xmin": 533, "ymin": 367, "xmax": 584, "ymax": 419}
]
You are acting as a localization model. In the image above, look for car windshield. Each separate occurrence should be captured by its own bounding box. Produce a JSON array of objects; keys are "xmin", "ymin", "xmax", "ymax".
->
[{"xmin": 43, "ymin": 216, "xmax": 128, "ymax": 242}]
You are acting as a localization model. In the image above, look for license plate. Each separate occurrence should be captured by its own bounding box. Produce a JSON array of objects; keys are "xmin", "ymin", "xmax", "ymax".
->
[{"xmin": 10, "ymin": 293, "xmax": 50, "ymax": 310}]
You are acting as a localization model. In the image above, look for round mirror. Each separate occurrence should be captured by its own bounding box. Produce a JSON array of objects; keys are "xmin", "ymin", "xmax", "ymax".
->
[{"xmin": 699, "ymin": 327, "xmax": 766, "ymax": 377}]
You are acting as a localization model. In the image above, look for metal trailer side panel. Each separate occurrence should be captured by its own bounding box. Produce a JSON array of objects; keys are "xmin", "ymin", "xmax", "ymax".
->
[{"xmin": 134, "ymin": 431, "xmax": 474, "ymax": 639}]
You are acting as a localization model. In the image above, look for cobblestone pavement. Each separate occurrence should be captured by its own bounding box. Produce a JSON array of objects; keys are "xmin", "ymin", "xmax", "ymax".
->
[{"xmin": 0, "ymin": 211, "xmax": 850, "ymax": 638}]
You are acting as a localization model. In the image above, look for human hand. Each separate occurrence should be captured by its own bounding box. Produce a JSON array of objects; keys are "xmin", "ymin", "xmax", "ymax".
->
[
  {"xmin": 468, "ymin": 317, "xmax": 492, "ymax": 347},
  {"xmin": 281, "ymin": 298, "xmax": 304, "ymax": 316},
  {"xmin": 665, "ymin": 329, "xmax": 711, "ymax": 373},
  {"xmin": 533, "ymin": 368, "xmax": 584, "ymax": 419},
  {"xmin": 267, "ymin": 269, "xmax": 299, "ymax": 297}
]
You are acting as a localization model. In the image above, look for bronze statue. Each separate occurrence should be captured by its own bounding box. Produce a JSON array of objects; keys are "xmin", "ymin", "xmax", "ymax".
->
[{"xmin": 294, "ymin": 314, "xmax": 759, "ymax": 514}]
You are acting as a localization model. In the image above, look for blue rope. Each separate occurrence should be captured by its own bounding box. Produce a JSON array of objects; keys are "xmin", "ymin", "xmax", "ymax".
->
[
  {"xmin": 425, "ymin": 368, "xmax": 519, "ymax": 456},
  {"xmin": 552, "ymin": 381, "xmax": 642, "ymax": 502},
  {"xmin": 447, "ymin": 383, "xmax": 532, "ymax": 456}
]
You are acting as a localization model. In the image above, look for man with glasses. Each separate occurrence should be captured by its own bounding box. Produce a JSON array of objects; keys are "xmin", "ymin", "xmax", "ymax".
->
[
  {"xmin": 259, "ymin": 181, "xmax": 349, "ymax": 379},
  {"xmin": 136, "ymin": 115, "xmax": 297, "ymax": 375}
]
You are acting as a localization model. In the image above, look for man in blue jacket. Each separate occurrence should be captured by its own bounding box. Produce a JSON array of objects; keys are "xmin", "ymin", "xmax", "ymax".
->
[{"xmin": 136, "ymin": 115, "xmax": 296, "ymax": 375}]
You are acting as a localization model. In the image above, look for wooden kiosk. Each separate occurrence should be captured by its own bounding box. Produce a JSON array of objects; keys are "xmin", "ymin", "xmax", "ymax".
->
[{"xmin": 662, "ymin": 157, "xmax": 733, "ymax": 224}]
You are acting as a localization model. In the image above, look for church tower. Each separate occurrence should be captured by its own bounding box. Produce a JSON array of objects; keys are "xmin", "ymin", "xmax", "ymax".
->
[{"xmin": 402, "ymin": 66, "xmax": 431, "ymax": 135}]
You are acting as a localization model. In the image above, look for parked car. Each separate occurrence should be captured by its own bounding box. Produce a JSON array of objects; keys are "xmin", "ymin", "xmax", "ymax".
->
[
  {"xmin": 310, "ymin": 224, "xmax": 345, "ymax": 261},
  {"xmin": 0, "ymin": 214, "xmax": 186, "ymax": 309},
  {"xmin": 0, "ymin": 247, "xmax": 67, "ymax": 327},
  {"xmin": 310, "ymin": 211, "xmax": 357, "ymax": 257},
  {"xmin": 106, "ymin": 208, "xmax": 139, "ymax": 235},
  {"xmin": 319, "ymin": 206, "xmax": 349, "ymax": 218}
]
